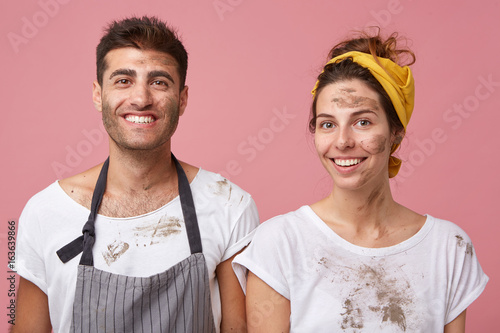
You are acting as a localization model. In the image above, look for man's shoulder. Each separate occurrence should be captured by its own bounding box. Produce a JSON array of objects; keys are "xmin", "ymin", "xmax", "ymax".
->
[
  {"xmin": 192, "ymin": 169, "xmax": 257, "ymax": 219},
  {"xmin": 57, "ymin": 163, "xmax": 104, "ymax": 209},
  {"xmin": 20, "ymin": 179, "xmax": 85, "ymax": 223},
  {"xmin": 195, "ymin": 168, "xmax": 252, "ymax": 197},
  {"xmin": 24, "ymin": 181, "xmax": 63, "ymax": 208}
]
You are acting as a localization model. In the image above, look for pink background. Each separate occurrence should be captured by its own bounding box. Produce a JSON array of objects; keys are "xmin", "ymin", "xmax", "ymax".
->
[{"xmin": 1, "ymin": 0, "xmax": 499, "ymax": 331}]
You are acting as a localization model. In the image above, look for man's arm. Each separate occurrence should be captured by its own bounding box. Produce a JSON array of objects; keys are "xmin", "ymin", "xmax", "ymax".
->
[
  {"xmin": 216, "ymin": 252, "xmax": 247, "ymax": 332},
  {"xmin": 11, "ymin": 277, "xmax": 52, "ymax": 333},
  {"xmin": 444, "ymin": 309, "xmax": 466, "ymax": 333}
]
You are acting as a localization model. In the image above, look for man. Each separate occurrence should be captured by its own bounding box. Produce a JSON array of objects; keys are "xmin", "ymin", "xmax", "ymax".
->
[{"xmin": 14, "ymin": 16, "xmax": 259, "ymax": 332}]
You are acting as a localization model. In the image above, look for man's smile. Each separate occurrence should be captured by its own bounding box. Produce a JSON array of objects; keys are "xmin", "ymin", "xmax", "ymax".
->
[{"xmin": 124, "ymin": 115, "xmax": 156, "ymax": 124}]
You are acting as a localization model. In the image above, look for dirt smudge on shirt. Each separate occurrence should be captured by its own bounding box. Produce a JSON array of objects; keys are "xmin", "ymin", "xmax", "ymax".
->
[
  {"xmin": 209, "ymin": 179, "xmax": 232, "ymax": 201},
  {"xmin": 455, "ymin": 235, "xmax": 474, "ymax": 256},
  {"xmin": 134, "ymin": 215, "xmax": 182, "ymax": 246},
  {"xmin": 341, "ymin": 298, "xmax": 364, "ymax": 329},
  {"xmin": 318, "ymin": 258, "xmax": 414, "ymax": 331},
  {"xmin": 102, "ymin": 240, "xmax": 130, "ymax": 266}
]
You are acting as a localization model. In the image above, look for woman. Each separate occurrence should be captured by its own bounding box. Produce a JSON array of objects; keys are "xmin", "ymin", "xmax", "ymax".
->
[{"xmin": 233, "ymin": 32, "xmax": 488, "ymax": 332}]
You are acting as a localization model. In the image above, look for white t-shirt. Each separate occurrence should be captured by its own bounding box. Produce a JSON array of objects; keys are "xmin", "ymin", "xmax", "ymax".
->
[
  {"xmin": 16, "ymin": 169, "xmax": 259, "ymax": 333},
  {"xmin": 233, "ymin": 206, "xmax": 488, "ymax": 333}
]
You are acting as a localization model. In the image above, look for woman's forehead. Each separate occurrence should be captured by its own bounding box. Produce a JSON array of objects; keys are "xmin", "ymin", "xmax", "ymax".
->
[{"xmin": 317, "ymin": 80, "xmax": 382, "ymax": 112}]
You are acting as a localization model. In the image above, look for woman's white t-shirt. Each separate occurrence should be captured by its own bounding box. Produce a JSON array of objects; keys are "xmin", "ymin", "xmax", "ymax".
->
[{"xmin": 234, "ymin": 206, "xmax": 488, "ymax": 332}]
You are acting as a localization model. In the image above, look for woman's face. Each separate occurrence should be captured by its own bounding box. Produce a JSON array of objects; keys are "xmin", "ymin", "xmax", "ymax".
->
[{"xmin": 314, "ymin": 79, "xmax": 397, "ymax": 190}]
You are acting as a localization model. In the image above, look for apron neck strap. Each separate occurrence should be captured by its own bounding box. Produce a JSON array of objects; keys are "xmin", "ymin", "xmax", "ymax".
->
[
  {"xmin": 172, "ymin": 154, "xmax": 203, "ymax": 254},
  {"xmin": 79, "ymin": 157, "xmax": 109, "ymax": 266}
]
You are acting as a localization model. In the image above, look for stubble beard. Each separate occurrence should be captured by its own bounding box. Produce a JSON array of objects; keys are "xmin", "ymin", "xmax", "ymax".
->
[{"xmin": 101, "ymin": 98, "xmax": 180, "ymax": 153}]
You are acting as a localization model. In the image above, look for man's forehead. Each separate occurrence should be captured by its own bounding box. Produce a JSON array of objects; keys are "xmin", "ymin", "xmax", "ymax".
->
[{"xmin": 104, "ymin": 47, "xmax": 179, "ymax": 69}]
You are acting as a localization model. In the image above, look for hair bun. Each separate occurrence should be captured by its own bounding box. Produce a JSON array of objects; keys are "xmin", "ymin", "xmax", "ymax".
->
[{"xmin": 328, "ymin": 29, "xmax": 415, "ymax": 67}]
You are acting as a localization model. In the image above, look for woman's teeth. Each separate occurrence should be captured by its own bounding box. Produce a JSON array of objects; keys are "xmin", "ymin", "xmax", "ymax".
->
[{"xmin": 334, "ymin": 158, "xmax": 362, "ymax": 167}]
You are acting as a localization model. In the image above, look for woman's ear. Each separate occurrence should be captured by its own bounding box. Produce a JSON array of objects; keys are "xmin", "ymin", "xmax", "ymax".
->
[{"xmin": 392, "ymin": 129, "xmax": 405, "ymax": 145}]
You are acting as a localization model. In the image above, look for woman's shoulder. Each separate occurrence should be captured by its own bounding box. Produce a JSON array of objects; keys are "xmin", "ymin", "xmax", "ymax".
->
[
  {"xmin": 426, "ymin": 215, "xmax": 471, "ymax": 238},
  {"xmin": 424, "ymin": 215, "xmax": 477, "ymax": 257},
  {"xmin": 253, "ymin": 206, "xmax": 316, "ymax": 239}
]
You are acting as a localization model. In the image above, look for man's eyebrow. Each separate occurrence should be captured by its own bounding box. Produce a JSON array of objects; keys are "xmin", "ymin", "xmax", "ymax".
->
[
  {"xmin": 109, "ymin": 69, "xmax": 136, "ymax": 80},
  {"xmin": 148, "ymin": 70, "xmax": 175, "ymax": 84}
]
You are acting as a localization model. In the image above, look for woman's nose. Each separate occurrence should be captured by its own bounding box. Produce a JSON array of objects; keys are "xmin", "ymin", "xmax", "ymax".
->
[{"xmin": 336, "ymin": 128, "xmax": 355, "ymax": 150}]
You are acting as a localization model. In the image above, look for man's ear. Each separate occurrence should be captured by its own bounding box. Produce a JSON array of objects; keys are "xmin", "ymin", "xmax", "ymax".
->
[
  {"xmin": 179, "ymin": 86, "xmax": 188, "ymax": 116},
  {"xmin": 92, "ymin": 81, "xmax": 103, "ymax": 112}
]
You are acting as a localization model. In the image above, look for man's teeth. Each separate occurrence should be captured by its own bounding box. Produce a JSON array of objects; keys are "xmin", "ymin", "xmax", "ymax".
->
[
  {"xmin": 334, "ymin": 158, "xmax": 362, "ymax": 167},
  {"xmin": 125, "ymin": 115, "xmax": 154, "ymax": 124}
]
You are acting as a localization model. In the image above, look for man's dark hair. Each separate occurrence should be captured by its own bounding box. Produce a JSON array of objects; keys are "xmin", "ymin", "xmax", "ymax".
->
[{"xmin": 96, "ymin": 16, "xmax": 188, "ymax": 89}]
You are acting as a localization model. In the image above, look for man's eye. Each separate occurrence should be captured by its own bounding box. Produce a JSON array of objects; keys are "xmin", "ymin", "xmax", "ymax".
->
[
  {"xmin": 357, "ymin": 120, "xmax": 371, "ymax": 126},
  {"xmin": 117, "ymin": 79, "xmax": 130, "ymax": 84},
  {"xmin": 152, "ymin": 80, "xmax": 167, "ymax": 86}
]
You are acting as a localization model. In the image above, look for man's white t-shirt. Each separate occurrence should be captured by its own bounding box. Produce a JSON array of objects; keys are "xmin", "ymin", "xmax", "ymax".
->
[
  {"xmin": 17, "ymin": 169, "xmax": 259, "ymax": 333},
  {"xmin": 233, "ymin": 206, "xmax": 488, "ymax": 332}
]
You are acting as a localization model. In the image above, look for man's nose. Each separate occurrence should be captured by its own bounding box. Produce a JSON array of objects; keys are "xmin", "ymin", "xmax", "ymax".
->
[{"xmin": 129, "ymin": 83, "xmax": 153, "ymax": 109}]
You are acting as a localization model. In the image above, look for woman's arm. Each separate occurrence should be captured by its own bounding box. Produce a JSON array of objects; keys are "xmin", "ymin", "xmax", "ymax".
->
[
  {"xmin": 216, "ymin": 252, "xmax": 247, "ymax": 332},
  {"xmin": 444, "ymin": 309, "xmax": 466, "ymax": 333},
  {"xmin": 246, "ymin": 271, "xmax": 290, "ymax": 333}
]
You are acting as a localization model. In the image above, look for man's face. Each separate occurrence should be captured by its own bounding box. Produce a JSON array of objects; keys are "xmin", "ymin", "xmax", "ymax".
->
[{"xmin": 92, "ymin": 47, "xmax": 188, "ymax": 152}]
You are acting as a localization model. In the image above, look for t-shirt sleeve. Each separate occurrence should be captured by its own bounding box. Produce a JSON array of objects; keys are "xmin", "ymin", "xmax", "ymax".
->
[
  {"xmin": 232, "ymin": 217, "xmax": 291, "ymax": 300},
  {"xmin": 16, "ymin": 197, "xmax": 48, "ymax": 294},
  {"xmin": 221, "ymin": 196, "xmax": 260, "ymax": 262},
  {"xmin": 444, "ymin": 229, "xmax": 489, "ymax": 324}
]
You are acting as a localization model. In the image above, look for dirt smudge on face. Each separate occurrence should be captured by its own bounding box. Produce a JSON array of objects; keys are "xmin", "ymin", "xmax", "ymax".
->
[
  {"xmin": 360, "ymin": 135, "xmax": 387, "ymax": 154},
  {"xmin": 134, "ymin": 215, "xmax": 182, "ymax": 246},
  {"xmin": 332, "ymin": 89, "xmax": 380, "ymax": 111},
  {"xmin": 455, "ymin": 235, "xmax": 474, "ymax": 256},
  {"xmin": 102, "ymin": 240, "xmax": 130, "ymax": 266}
]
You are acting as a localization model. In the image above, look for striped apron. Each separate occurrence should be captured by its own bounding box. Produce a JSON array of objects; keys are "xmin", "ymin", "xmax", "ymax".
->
[{"xmin": 57, "ymin": 155, "xmax": 216, "ymax": 332}]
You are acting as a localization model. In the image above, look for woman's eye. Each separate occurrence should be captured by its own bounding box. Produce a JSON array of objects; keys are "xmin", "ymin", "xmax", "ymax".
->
[
  {"xmin": 357, "ymin": 120, "xmax": 371, "ymax": 126},
  {"xmin": 320, "ymin": 122, "xmax": 334, "ymax": 129}
]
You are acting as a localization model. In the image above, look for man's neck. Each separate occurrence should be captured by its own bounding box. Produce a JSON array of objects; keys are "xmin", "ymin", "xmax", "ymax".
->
[{"xmin": 106, "ymin": 143, "xmax": 177, "ymax": 195}]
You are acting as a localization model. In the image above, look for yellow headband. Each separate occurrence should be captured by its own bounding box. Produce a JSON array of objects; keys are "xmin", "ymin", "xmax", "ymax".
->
[{"xmin": 311, "ymin": 51, "xmax": 415, "ymax": 178}]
